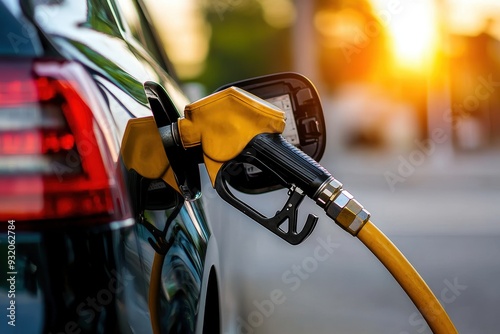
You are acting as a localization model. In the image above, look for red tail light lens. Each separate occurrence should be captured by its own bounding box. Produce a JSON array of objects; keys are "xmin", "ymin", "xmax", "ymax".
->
[{"xmin": 0, "ymin": 60, "xmax": 129, "ymax": 224}]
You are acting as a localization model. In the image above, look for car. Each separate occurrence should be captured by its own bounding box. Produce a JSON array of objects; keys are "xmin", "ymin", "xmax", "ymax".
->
[
  {"xmin": 0, "ymin": 1, "xmax": 221, "ymax": 333},
  {"xmin": 0, "ymin": 1, "xmax": 328, "ymax": 333}
]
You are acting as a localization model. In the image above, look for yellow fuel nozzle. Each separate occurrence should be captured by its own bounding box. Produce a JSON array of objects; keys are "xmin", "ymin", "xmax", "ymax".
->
[
  {"xmin": 176, "ymin": 86, "xmax": 286, "ymax": 184},
  {"xmin": 121, "ymin": 87, "xmax": 286, "ymax": 195}
]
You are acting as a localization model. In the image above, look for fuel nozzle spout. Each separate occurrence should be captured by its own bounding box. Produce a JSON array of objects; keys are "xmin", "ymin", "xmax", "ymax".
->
[{"xmin": 158, "ymin": 122, "xmax": 180, "ymax": 149}]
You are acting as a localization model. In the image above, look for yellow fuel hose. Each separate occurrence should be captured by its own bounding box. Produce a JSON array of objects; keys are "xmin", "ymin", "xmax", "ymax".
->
[
  {"xmin": 357, "ymin": 221, "xmax": 458, "ymax": 334},
  {"xmin": 149, "ymin": 252, "xmax": 165, "ymax": 334}
]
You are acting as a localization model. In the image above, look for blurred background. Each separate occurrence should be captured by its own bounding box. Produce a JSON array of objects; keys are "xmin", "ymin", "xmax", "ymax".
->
[
  {"xmin": 145, "ymin": 0, "xmax": 500, "ymax": 154},
  {"xmin": 142, "ymin": 0, "xmax": 500, "ymax": 333}
]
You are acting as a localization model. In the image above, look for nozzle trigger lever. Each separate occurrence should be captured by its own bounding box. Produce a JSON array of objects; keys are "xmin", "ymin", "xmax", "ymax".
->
[{"xmin": 215, "ymin": 161, "xmax": 318, "ymax": 245}]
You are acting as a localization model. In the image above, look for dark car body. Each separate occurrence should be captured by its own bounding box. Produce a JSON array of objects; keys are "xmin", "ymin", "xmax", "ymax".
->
[{"xmin": 0, "ymin": 1, "xmax": 220, "ymax": 333}]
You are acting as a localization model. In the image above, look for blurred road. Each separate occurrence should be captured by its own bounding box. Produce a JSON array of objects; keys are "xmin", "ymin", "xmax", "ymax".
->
[{"xmin": 202, "ymin": 93, "xmax": 500, "ymax": 334}]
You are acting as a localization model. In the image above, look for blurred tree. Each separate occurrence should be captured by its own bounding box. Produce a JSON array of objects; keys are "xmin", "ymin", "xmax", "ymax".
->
[
  {"xmin": 314, "ymin": 0, "xmax": 391, "ymax": 90},
  {"xmin": 192, "ymin": 0, "xmax": 293, "ymax": 92}
]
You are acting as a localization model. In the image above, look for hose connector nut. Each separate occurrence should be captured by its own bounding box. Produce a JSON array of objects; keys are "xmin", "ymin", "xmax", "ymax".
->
[
  {"xmin": 316, "ymin": 178, "xmax": 343, "ymax": 208},
  {"xmin": 325, "ymin": 190, "xmax": 370, "ymax": 236}
]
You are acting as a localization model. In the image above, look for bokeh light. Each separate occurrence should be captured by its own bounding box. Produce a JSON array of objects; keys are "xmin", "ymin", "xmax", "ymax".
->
[{"xmin": 384, "ymin": 0, "xmax": 437, "ymax": 69}]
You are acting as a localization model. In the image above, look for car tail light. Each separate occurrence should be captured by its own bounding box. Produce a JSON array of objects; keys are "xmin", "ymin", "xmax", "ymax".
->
[{"xmin": 0, "ymin": 60, "xmax": 130, "ymax": 225}]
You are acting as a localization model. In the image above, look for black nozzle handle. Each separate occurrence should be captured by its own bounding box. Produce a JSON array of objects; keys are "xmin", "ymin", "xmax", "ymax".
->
[
  {"xmin": 241, "ymin": 133, "xmax": 333, "ymax": 200},
  {"xmin": 214, "ymin": 132, "xmax": 332, "ymax": 244}
]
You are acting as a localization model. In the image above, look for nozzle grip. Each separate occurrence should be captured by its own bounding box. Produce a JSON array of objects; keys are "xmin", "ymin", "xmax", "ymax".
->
[
  {"xmin": 241, "ymin": 133, "xmax": 332, "ymax": 199},
  {"xmin": 215, "ymin": 164, "xmax": 318, "ymax": 245}
]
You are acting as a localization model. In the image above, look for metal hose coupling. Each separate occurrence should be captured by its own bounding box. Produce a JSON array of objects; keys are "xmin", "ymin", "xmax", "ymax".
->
[{"xmin": 316, "ymin": 179, "xmax": 370, "ymax": 236}]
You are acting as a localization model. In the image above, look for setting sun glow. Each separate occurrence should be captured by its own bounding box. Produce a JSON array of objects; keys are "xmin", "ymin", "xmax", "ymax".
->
[{"xmin": 378, "ymin": 1, "xmax": 437, "ymax": 69}]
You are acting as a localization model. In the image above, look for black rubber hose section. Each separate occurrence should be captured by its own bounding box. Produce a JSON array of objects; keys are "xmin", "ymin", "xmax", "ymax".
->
[{"xmin": 241, "ymin": 133, "xmax": 332, "ymax": 199}]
